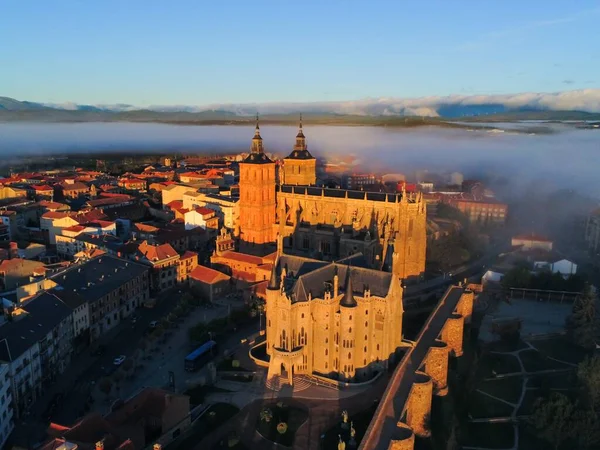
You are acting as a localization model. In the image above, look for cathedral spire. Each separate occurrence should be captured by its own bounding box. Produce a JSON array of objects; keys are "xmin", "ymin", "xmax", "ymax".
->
[
  {"xmin": 294, "ymin": 113, "xmax": 307, "ymax": 150},
  {"xmin": 267, "ymin": 258, "xmax": 280, "ymax": 290},
  {"xmin": 250, "ymin": 112, "xmax": 264, "ymax": 154}
]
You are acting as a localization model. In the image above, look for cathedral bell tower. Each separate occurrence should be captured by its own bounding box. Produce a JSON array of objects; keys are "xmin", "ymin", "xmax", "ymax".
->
[
  {"xmin": 282, "ymin": 114, "xmax": 317, "ymax": 186},
  {"xmin": 238, "ymin": 114, "xmax": 277, "ymax": 253}
]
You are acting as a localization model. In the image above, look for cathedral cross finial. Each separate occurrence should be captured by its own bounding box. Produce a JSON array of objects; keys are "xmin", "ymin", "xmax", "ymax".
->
[
  {"xmin": 255, "ymin": 112, "xmax": 260, "ymax": 130},
  {"xmin": 299, "ymin": 113, "xmax": 303, "ymax": 130}
]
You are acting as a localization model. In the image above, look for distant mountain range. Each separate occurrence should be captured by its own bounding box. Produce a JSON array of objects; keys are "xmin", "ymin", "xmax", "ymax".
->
[{"xmin": 1, "ymin": 89, "xmax": 599, "ymax": 123}]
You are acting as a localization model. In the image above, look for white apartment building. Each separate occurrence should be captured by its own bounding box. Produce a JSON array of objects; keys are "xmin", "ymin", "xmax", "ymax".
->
[{"xmin": 0, "ymin": 363, "xmax": 15, "ymax": 449}]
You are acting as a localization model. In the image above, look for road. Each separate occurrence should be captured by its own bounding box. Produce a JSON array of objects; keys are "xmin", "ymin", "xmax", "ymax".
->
[{"xmin": 9, "ymin": 288, "xmax": 191, "ymax": 448}]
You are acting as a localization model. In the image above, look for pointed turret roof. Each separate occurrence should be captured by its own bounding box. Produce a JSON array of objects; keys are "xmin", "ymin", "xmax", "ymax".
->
[
  {"xmin": 243, "ymin": 113, "xmax": 273, "ymax": 164},
  {"xmin": 340, "ymin": 265, "xmax": 357, "ymax": 308},
  {"xmin": 286, "ymin": 113, "xmax": 314, "ymax": 161},
  {"xmin": 267, "ymin": 259, "xmax": 279, "ymax": 290}
]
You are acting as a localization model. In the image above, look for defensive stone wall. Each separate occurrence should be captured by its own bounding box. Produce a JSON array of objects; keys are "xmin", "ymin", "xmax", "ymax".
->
[
  {"xmin": 406, "ymin": 371, "xmax": 432, "ymax": 438},
  {"xmin": 422, "ymin": 340, "xmax": 449, "ymax": 396},
  {"xmin": 457, "ymin": 289, "xmax": 474, "ymax": 324},
  {"xmin": 387, "ymin": 422, "xmax": 414, "ymax": 450},
  {"xmin": 441, "ymin": 313, "xmax": 464, "ymax": 357}
]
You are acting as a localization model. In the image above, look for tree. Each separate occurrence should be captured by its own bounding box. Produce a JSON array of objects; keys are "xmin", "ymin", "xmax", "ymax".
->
[
  {"xmin": 528, "ymin": 392, "xmax": 576, "ymax": 450},
  {"xmin": 572, "ymin": 409, "xmax": 600, "ymax": 449},
  {"xmin": 567, "ymin": 287, "xmax": 597, "ymax": 349},
  {"xmin": 501, "ymin": 266, "xmax": 532, "ymax": 290},
  {"xmin": 578, "ymin": 356, "xmax": 600, "ymax": 412},
  {"xmin": 98, "ymin": 377, "xmax": 113, "ymax": 403}
]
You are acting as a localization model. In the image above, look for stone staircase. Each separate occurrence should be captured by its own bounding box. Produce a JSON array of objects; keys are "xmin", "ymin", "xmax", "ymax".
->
[{"xmin": 265, "ymin": 374, "xmax": 313, "ymax": 393}]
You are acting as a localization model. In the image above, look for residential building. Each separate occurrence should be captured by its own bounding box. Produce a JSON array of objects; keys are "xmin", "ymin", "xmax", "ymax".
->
[
  {"xmin": 178, "ymin": 251, "xmax": 198, "ymax": 284},
  {"xmin": 44, "ymin": 388, "xmax": 190, "ymax": 450},
  {"xmin": 56, "ymin": 232, "xmax": 123, "ymax": 259},
  {"xmin": 189, "ymin": 265, "xmax": 231, "ymax": 303},
  {"xmin": 0, "ymin": 363, "xmax": 15, "ymax": 448},
  {"xmin": 585, "ymin": 208, "xmax": 600, "ymax": 253},
  {"xmin": 342, "ymin": 173, "xmax": 381, "ymax": 190},
  {"xmin": 511, "ymin": 234, "xmax": 553, "ymax": 251},
  {"xmin": 184, "ymin": 207, "xmax": 219, "ymax": 232},
  {"xmin": 0, "ymin": 292, "xmax": 74, "ymax": 417},
  {"xmin": 449, "ymin": 198, "xmax": 508, "ymax": 225},
  {"xmin": 0, "ymin": 211, "xmax": 17, "ymax": 241},
  {"xmin": 0, "ymin": 258, "xmax": 46, "ymax": 291},
  {"xmin": 533, "ymin": 258, "xmax": 578, "ymax": 278},
  {"xmin": 56, "ymin": 181, "xmax": 89, "ymax": 199},
  {"xmin": 182, "ymin": 192, "xmax": 238, "ymax": 231},
  {"xmin": 161, "ymin": 184, "xmax": 196, "ymax": 208},
  {"xmin": 133, "ymin": 241, "xmax": 179, "ymax": 292},
  {"xmin": 51, "ymin": 255, "xmax": 149, "ymax": 340},
  {"xmin": 118, "ymin": 177, "xmax": 146, "ymax": 191}
]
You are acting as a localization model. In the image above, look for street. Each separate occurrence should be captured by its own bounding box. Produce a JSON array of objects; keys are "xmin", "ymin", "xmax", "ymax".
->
[{"xmin": 8, "ymin": 288, "xmax": 245, "ymax": 449}]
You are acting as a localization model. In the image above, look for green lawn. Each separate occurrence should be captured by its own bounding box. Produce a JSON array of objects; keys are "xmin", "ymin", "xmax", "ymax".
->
[
  {"xmin": 520, "ymin": 350, "xmax": 571, "ymax": 373},
  {"xmin": 477, "ymin": 377, "xmax": 524, "ymax": 404},
  {"xmin": 459, "ymin": 422, "xmax": 515, "ymax": 449},
  {"xmin": 528, "ymin": 337, "xmax": 590, "ymax": 364},
  {"xmin": 468, "ymin": 391, "xmax": 515, "ymax": 419},
  {"xmin": 486, "ymin": 339, "xmax": 529, "ymax": 353},
  {"xmin": 168, "ymin": 403, "xmax": 240, "ymax": 450},
  {"xmin": 477, "ymin": 353, "xmax": 522, "ymax": 378},
  {"xmin": 527, "ymin": 372, "xmax": 577, "ymax": 390}
]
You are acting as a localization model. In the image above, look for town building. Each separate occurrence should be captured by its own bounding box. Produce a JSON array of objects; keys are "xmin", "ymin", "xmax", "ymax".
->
[
  {"xmin": 449, "ymin": 198, "xmax": 507, "ymax": 225},
  {"xmin": 0, "ymin": 363, "xmax": 15, "ymax": 448},
  {"xmin": 182, "ymin": 192, "xmax": 238, "ymax": 231},
  {"xmin": 184, "ymin": 207, "xmax": 219, "ymax": 233},
  {"xmin": 0, "ymin": 258, "xmax": 46, "ymax": 291},
  {"xmin": 118, "ymin": 177, "xmax": 147, "ymax": 192},
  {"xmin": 133, "ymin": 241, "xmax": 180, "ymax": 292},
  {"xmin": 188, "ymin": 265, "xmax": 232, "ymax": 303},
  {"xmin": 44, "ymin": 388, "xmax": 190, "ymax": 450},
  {"xmin": 0, "ymin": 292, "xmax": 74, "ymax": 417},
  {"xmin": 511, "ymin": 234, "xmax": 553, "ymax": 251},
  {"xmin": 56, "ymin": 181, "xmax": 89, "ymax": 199},
  {"xmin": 51, "ymin": 255, "xmax": 149, "ymax": 340},
  {"xmin": 585, "ymin": 208, "xmax": 600, "ymax": 254},
  {"xmin": 178, "ymin": 251, "xmax": 199, "ymax": 284}
]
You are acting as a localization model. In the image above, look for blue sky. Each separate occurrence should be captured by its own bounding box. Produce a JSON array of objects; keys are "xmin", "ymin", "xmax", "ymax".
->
[{"xmin": 1, "ymin": 0, "xmax": 599, "ymax": 106}]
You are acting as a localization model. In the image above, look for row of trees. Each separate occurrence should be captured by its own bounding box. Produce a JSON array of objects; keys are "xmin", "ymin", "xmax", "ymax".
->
[
  {"xmin": 501, "ymin": 265, "xmax": 586, "ymax": 292},
  {"xmin": 529, "ymin": 356, "xmax": 600, "ymax": 450}
]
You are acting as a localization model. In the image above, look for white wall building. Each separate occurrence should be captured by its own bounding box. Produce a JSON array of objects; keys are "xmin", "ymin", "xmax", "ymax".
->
[{"xmin": 0, "ymin": 363, "xmax": 15, "ymax": 449}]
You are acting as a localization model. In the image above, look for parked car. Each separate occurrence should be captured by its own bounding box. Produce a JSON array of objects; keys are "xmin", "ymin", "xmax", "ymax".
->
[{"xmin": 113, "ymin": 355, "xmax": 126, "ymax": 366}]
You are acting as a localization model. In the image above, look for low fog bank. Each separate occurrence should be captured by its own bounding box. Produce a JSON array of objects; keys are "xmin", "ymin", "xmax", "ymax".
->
[{"xmin": 0, "ymin": 122, "xmax": 599, "ymax": 202}]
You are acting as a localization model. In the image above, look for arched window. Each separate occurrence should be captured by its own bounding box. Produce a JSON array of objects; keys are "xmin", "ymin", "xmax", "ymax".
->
[
  {"xmin": 325, "ymin": 362, "xmax": 328, "ymax": 369},
  {"xmin": 349, "ymin": 315, "xmax": 352, "ymax": 320},
  {"xmin": 365, "ymin": 310, "xmax": 369, "ymax": 315},
  {"xmin": 325, "ymin": 349, "xmax": 328, "ymax": 356},
  {"xmin": 268, "ymin": 320, "xmax": 271, "ymax": 327},
  {"xmin": 377, "ymin": 344, "xmax": 380, "ymax": 351},
  {"xmin": 325, "ymin": 338, "xmax": 328, "ymax": 344},
  {"xmin": 365, "ymin": 321, "xmax": 368, "ymax": 327},
  {"xmin": 349, "ymin": 327, "xmax": 352, "ymax": 333},
  {"xmin": 364, "ymin": 334, "xmax": 368, "ymax": 341},
  {"xmin": 301, "ymin": 313, "xmax": 304, "ymax": 319},
  {"xmin": 364, "ymin": 346, "xmax": 367, "ymax": 352},
  {"xmin": 364, "ymin": 359, "xmax": 367, "ymax": 365},
  {"xmin": 348, "ymin": 352, "xmax": 352, "ymax": 359}
]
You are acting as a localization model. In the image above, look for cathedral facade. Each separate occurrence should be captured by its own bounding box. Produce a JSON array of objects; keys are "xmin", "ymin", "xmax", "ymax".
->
[{"xmin": 237, "ymin": 116, "xmax": 426, "ymax": 279}]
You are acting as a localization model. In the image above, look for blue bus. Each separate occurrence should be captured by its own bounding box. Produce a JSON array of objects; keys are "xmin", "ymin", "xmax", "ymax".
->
[{"xmin": 184, "ymin": 340, "xmax": 218, "ymax": 372}]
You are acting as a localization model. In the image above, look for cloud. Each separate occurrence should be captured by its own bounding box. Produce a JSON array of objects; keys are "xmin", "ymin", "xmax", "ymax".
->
[
  {"xmin": 455, "ymin": 7, "xmax": 600, "ymax": 52},
  {"xmin": 34, "ymin": 89, "xmax": 600, "ymax": 117},
  {"xmin": 562, "ymin": 80, "xmax": 575, "ymax": 85}
]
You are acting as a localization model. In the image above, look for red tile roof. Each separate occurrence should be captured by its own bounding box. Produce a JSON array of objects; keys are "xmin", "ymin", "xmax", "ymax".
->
[
  {"xmin": 137, "ymin": 240, "xmax": 178, "ymax": 262},
  {"xmin": 219, "ymin": 251, "xmax": 263, "ymax": 265},
  {"xmin": 180, "ymin": 250, "xmax": 198, "ymax": 260},
  {"xmin": 41, "ymin": 211, "xmax": 72, "ymax": 220},
  {"xmin": 194, "ymin": 207, "xmax": 215, "ymax": 216},
  {"xmin": 189, "ymin": 265, "xmax": 230, "ymax": 284},
  {"xmin": 32, "ymin": 184, "xmax": 53, "ymax": 191}
]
